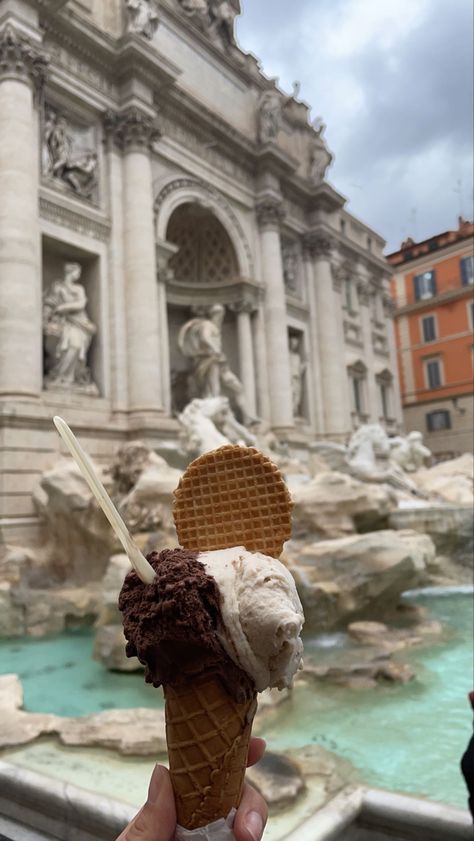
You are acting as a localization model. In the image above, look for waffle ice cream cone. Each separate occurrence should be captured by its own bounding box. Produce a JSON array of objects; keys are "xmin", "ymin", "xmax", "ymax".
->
[
  {"xmin": 164, "ymin": 675, "xmax": 257, "ymax": 829},
  {"xmin": 166, "ymin": 445, "xmax": 293, "ymax": 831}
]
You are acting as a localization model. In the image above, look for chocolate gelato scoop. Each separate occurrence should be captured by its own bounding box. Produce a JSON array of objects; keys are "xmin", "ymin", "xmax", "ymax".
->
[{"xmin": 118, "ymin": 548, "xmax": 255, "ymax": 702}]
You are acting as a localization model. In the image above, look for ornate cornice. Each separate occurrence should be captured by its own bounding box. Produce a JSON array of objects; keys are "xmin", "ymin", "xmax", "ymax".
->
[
  {"xmin": 0, "ymin": 25, "xmax": 49, "ymax": 92},
  {"xmin": 39, "ymin": 194, "xmax": 111, "ymax": 241},
  {"xmin": 302, "ymin": 231, "xmax": 335, "ymax": 259},
  {"xmin": 228, "ymin": 299, "xmax": 257, "ymax": 315},
  {"xmin": 256, "ymin": 197, "xmax": 285, "ymax": 231},
  {"xmin": 104, "ymin": 106, "xmax": 159, "ymax": 151}
]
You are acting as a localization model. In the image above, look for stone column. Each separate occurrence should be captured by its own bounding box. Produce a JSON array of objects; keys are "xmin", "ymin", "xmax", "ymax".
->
[
  {"xmin": 156, "ymin": 241, "xmax": 179, "ymax": 415},
  {"xmin": 358, "ymin": 281, "xmax": 379, "ymax": 423},
  {"xmin": 257, "ymin": 199, "xmax": 293, "ymax": 431},
  {"xmin": 107, "ymin": 107, "xmax": 163, "ymax": 416},
  {"xmin": 253, "ymin": 301, "xmax": 272, "ymax": 422},
  {"xmin": 231, "ymin": 301, "xmax": 257, "ymax": 418},
  {"xmin": 0, "ymin": 26, "xmax": 48, "ymax": 399},
  {"xmin": 104, "ymin": 125, "xmax": 128, "ymax": 413},
  {"xmin": 305, "ymin": 232, "xmax": 350, "ymax": 437},
  {"xmin": 302, "ymin": 246, "xmax": 325, "ymax": 434},
  {"xmin": 383, "ymin": 292, "xmax": 403, "ymax": 427}
]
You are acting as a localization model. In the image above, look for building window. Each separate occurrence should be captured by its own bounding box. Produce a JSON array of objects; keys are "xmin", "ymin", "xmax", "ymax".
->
[
  {"xmin": 380, "ymin": 383, "xmax": 390, "ymax": 419},
  {"xmin": 460, "ymin": 254, "xmax": 474, "ymax": 286},
  {"xmin": 353, "ymin": 377, "xmax": 363, "ymax": 413},
  {"xmin": 426, "ymin": 410, "xmax": 451, "ymax": 431},
  {"xmin": 421, "ymin": 315, "xmax": 437, "ymax": 342},
  {"xmin": 469, "ymin": 300, "xmax": 474, "ymax": 330},
  {"xmin": 414, "ymin": 271, "xmax": 436, "ymax": 301},
  {"xmin": 367, "ymin": 236, "xmax": 372, "ymax": 252},
  {"xmin": 348, "ymin": 360, "xmax": 367, "ymax": 416},
  {"xmin": 340, "ymin": 218, "xmax": 346, "ymax": 236},
  {"xmin": 425, "ymin": 358, "xmax": 442, "ymax": 389}
]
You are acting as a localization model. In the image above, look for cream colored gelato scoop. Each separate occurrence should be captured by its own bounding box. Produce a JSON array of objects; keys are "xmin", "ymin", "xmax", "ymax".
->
[{"xmin": 200, "ymin": 546, "xmax": 304, "ymax": 693}]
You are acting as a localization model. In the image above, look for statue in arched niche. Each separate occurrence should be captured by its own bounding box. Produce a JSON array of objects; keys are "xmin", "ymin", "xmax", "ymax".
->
[
  {"xmin": 43, "ymin": 262, "xmax": 98, "ymax": 394},
  {"xmin": 178, "ymin": 304, "xmax": 253, "ymax": 424}
]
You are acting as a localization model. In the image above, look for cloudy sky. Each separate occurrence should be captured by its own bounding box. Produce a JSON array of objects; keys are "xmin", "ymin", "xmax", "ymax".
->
[{"xmin": 236, "ymin": 0, "xmax": 473, "ymax": 253}]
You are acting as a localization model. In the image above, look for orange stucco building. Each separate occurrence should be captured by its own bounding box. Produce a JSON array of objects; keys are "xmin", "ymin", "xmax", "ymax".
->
[{"xmin": 388, "ymin": 218, "xmax": 474, "ymax": 459}]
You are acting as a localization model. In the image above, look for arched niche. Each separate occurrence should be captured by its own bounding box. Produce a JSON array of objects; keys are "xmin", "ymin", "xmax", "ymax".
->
[{"xmin": 154, "ymin": 177, "xmax": 253, "ymax": 279}]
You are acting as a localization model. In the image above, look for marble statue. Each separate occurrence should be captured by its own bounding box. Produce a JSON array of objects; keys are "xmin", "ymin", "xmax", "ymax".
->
[
  {"xmin": 347, "ymin": 424, "xmax": 419, "ymax": 494},
  {"xmin": 43, "ymin": 262, "xmax": 98, "ymax": 394},
  {"xmin": 208, "ymin": 0, "xmax": 238, "ymax": 46},
  {"xmin": 178, "ymin": 396, "xmax": 256, "ymax": 456},
  {"xmin": 258, "ymin": 91, "xmax": 281, "ymax": 143},
  {"xmin": 44, "ymin": 108, "xmax": 98, "ymax": 200},
  {"xmin": 390, "ymin": 431, "xmax": 432, "ymax": 473},
  {"xmin": 308, "ymin": 120, "xmax": 333, "ymax": 185},
  {"xmin": 178, "ymin": 303, "xmax": 252, "ymax": 423},
  {"xmin": 125, "ymin": 0, "xmax": 159, "ymax": 39},
  {"xmin": 289, "ymin": 335, "xmax": 306, "ymax": 418}
]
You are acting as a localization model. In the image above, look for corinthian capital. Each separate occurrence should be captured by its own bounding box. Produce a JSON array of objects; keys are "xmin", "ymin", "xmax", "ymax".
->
[
  {"xmin": 0, "ymin": 25, "xmax": 49, "ymax": 92},
  {"xmin": 104, "ymin": 106, "xmax": 159, "ymax": 151},
  {"xmin": 302, "ymin": 230, "xmax": 334, "ymax": 259},
  {"xmin": 256, "ymin": 197, "xmax": 285, "ymax": 231}
]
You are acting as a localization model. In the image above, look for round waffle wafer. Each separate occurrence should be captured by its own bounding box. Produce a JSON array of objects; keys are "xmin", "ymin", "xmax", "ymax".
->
[{"xmin": 173, "ymin": 445, "xmax": 293, "ymax": 558}]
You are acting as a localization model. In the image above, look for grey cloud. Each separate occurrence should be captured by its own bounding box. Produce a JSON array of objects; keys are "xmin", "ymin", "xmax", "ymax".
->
[{"xmin": 237, "ymin": 0, "xmax": 473, "ymax": 250}]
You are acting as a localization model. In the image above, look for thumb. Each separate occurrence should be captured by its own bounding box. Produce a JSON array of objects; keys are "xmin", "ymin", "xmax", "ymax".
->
[{"xmin": 117, "ymin": 765, "xmax": 177, "ymax": 841}]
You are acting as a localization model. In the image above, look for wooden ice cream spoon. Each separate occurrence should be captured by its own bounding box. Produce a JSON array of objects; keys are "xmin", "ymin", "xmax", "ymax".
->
[{"xmin": 53, "ymin": 416, "xmax": 156, "ymax": 584}]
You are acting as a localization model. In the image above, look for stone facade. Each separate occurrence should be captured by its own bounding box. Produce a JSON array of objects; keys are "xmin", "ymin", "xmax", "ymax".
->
[{"xmin": 0, "ymin": 0, "xmax": 401, "ymax": 545}]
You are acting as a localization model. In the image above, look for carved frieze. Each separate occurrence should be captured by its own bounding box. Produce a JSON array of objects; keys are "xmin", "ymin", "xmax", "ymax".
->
[
  {"xmin": 43, "ymin": 105, "xmax": 99, "ymax": 201},
  {"xmin": 256, "ymin": 198, "xmax": 285, "ymax": 230},
  {"xmin": 104, "ymin": 107, "xmax": 159, "ymax": 150},
  {"xmin": 0, "ymin": 24, "xmax": 49, "ymax": 92},
  {"xmin": 39, "ymin": 195, "xmax": 111, "ymax": 241}
]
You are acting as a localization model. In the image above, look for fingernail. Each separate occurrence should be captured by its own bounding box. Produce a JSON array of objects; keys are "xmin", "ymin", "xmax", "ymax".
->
[
  {"xmin": 147, "ymin": 765, "xmax": 164, "ymax": 805},
  {"xmin": 245, "ymin": 810, "xmax": 264, "ymax": 841}
]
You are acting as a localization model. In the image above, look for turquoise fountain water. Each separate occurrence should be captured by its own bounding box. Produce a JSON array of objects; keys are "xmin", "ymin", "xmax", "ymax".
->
[{"xmin": 0, "ymin": 591, "xmax": 472, "ymax": 808}]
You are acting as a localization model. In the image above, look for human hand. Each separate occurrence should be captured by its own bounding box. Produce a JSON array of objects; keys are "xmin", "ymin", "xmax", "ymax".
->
[{"xmin": 117, "ymin": 736, "xmax": 268, "ymax": 841}]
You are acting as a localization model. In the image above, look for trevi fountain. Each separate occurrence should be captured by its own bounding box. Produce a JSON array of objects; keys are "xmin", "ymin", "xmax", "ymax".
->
[{"xmin": 0, "ymin": 1, "xmax": 473, "ymax": 840}]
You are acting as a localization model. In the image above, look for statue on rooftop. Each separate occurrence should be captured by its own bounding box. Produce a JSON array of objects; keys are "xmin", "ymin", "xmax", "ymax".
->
[
  {"xmin": 125, "ymin": 0, "xmax": 159, "ymax": 39},
  {"xmin": 258, "ymin": 91, "xmax": 281, "ymax": 144}
]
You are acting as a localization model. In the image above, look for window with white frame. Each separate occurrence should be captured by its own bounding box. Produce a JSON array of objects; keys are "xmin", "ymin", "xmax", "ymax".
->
[
  {"xmin": 376, "ymin": 369, "xmax": 393, "ymax": 420},
  {"xmin": 460, "ymin": 254, "xmax": 474, "ymax": 286},
  {"xmin": 413, "ymin": 271, "xmax": 436, "ymax": 301},
  {"xmin": 348, "ymin": 361, "xmax": 367, "ymax": 415},
  {"xmin": 469, "ymin": 300, "xmax": 474, "ymax": 330},
  {"xmin": 421, "ymin": 314, "xmax": 437, "ymax": 342},
  {"xmin": 424, "ymin": 358, "xmax": 442, "ymax": 389}
]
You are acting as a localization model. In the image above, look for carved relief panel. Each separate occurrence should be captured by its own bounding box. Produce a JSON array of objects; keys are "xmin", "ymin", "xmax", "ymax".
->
[{"xmin": 42, "ymin": 104, "xmax": 99, "ymax": 203}]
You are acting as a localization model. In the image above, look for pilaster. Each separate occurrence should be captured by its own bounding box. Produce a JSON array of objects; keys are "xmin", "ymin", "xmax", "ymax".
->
[
  {"xmin": 257, "ymin": 196, "xmax": 293, "ymax": 431},
  {"xmin": 0, "ymin": 24, "xmax": 48, "ymax": 399}
]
